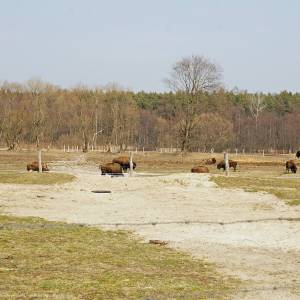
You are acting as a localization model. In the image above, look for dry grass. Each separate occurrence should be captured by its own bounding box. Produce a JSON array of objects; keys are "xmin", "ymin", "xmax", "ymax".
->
[
  {"xmin": 211, "ymin": 169, "xmax": 300, "ymax": 206},
  {"xmin": 0, "ymin": 172, "xmax": 75, "ymax": 185},
  {"xmin": 0, "ymin": 215, "xmax": 237, "ymax": 299}
]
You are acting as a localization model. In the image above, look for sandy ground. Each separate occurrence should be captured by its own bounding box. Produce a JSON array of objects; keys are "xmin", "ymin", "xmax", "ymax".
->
[{"xmin": 0, "ymin": 160, "xmax": 300, "ymax": 299}]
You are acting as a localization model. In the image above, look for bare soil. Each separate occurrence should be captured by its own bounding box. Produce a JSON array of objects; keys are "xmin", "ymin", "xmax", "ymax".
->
[{"xmin": 1, "ymin": 157, "xmax": 300, "ymax": 299}]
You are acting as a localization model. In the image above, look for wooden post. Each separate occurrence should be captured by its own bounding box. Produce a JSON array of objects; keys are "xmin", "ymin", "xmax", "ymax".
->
[
  {"xmin": 38, "ymin": 150, "xmax": 42, "ymax": 173},
  {"xmin": 129, "ymin": 151, "xmax": 133, "ymax": 177},
  {"xmin": 235, "ymin": 148, "xmax": 238, "ymax": 156},
  {"xmin": 63, "ymin": 145, "xmax": 66, "ymax": 152},
  {"xmin": 224, "ymin": 152, "xmax": 229, "ymax": 176},
  {"xmin": 262, "ymin": 149, "xmax": 265, "ymax": 157}
]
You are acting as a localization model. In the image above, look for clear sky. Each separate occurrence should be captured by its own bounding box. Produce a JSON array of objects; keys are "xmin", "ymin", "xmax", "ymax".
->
[{"xmin": 1, "ymin": 0, "xmax": 300, "ymax": 92}]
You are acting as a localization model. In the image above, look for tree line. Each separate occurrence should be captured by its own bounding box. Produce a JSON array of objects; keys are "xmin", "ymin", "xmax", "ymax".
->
[{"xmin": 0, "ymin": 56, "xmax": 299, "ymax": 153}]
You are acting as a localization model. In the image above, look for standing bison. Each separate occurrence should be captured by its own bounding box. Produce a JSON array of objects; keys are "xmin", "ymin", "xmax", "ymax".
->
[
  {"xmin": 286, "ymin": 160, "xmax": 297, "ymax": 173},
  {"xmin": 217, "ymin": 160, "xmax": 237, "ymax": 171},
  {"xmin": 26, "ymin": 162, "xmax": 49, "ymax": 172},
  {"xmin": 191, "ymin": 166, "xmax": 209, "ymax": 173},
  {"xmin": 112, "ymin": 156, "xmax": 136, "ymax": 171},
  {"xmin": 99, "ymin": 163, "xmax": 123, "ymax": 175},
  {"xmin": 296, "ymin": 151, "xmax": 300, "ymax": 159}
]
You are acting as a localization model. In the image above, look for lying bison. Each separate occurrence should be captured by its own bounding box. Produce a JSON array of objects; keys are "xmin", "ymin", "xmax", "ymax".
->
[
  {"xmin": 217, "ymin": 160, "xmax": 237, "ymax": 171},
  {"xmin": 296, "ymin": 151, "xmax": 300, "ymax": 159},
  {"xmin": 112, "ymin": 156, "xmax": 136, "ymax": 171},
  {"xmin": 26, "ymin": 161, "xmax": 49, "ymax": 172},
  {"xmin": 100, "ymin": 163, "xmax": 123, "ymax": 175},
  {"xmin": 286, "ymin": 160, "xmax": 297, "ymax": 173},
  {"xmin": 200, "ymin": 158, "xmax": 216, "ymax": 165},
  {"xmin": 191, "ymin": 166, "xmax": 209, "ymax": 173}
]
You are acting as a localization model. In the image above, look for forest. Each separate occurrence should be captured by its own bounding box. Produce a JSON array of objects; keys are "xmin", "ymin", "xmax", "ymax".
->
[{"xmin": 1, "ymin": 56, "xmax": 300, "ymax": 153}]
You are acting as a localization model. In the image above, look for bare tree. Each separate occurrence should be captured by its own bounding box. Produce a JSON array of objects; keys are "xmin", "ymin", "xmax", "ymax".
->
[
  {"xmin": 249, "ymin": 93, "xmax": 266, "ymax": 131},
  {"xmin": 0, "ymin": 82, "xmax": 25, "ymax": 150},
  {"xmin": 165, "ymin": 55, "xmax": 222, "ymax": 94},
  {"xmin": 165, "ymin": 55, "xmax": 222, "ymax": 151}
]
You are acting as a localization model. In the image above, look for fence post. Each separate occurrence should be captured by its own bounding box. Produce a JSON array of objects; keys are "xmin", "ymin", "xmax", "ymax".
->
[
  {"xmin": 38, "ymin": 150, "xmax": 42, "ymax": 173},
  {"xmin": 63, "ymin": 145, "xmax": 66, "ymax": 152},
  {"xmin": 129, "ymin": 151, "xmax": 133, "ymax": 177},
  {"xmin": 224, "ymin": 152, "xmax": 229, "ymax": 177}
]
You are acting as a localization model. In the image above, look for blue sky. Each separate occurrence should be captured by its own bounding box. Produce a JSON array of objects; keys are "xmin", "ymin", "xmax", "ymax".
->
[{"xmin": 1, "ymin": 0, "xmax": 300, "ymax": 92}]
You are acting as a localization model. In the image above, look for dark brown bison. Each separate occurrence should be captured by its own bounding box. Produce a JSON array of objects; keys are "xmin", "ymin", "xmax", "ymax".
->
[
  {"xmin": 26, "ymin": 161, "xmax": 49, "ymax": 172},
  {"xmin": 100, "ymin": 163, "xmax": 123, "ymax": 175},
  {"xmin": 112, "ymin": 156, "xmax": 136, "ymax": 171},
  {"xmin": 296, "ymin": 151, "xmax": 300, "ymax": 159},
  {"xmin": 191, "ymin": 166, "xmax": 209, "ymax": 173},
  {"xmin": 199, "ymin": 158, "xmax": 216, "ymax": 165},
  {"xmin": 217, "ymin": 160, "xmax": 237, "ymax": 171},
  {"xmin": 286, "ymin": 160, "xmax": 297, "ymax": 173}
]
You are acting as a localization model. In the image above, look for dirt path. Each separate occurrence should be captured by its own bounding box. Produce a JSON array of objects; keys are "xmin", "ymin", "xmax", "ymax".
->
[{"xmin": 1, "ymin": 164, "xmax": 300, "ymax": 299}]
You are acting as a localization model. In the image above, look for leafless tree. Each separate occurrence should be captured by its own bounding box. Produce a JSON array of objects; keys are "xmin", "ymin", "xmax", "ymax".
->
[
  {"xmin": 249, "ymin": 93, "xmax": 266, "ymax": 130},
  {"xmin": 165, "ymin": 55, "xmax": 223, "ymax": 151},
  {"xmin": 165, "ymin": 55, "xmax": 222, "ymax": 94}
]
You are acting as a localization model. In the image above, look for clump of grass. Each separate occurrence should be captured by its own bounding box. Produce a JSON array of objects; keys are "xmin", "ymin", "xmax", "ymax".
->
[
  {"xmin": 0, "ymin": 215, "xmax": 237, "ymax": 299},
  {"xmin": 211, "ymin": 175, "xmax": 300, "ymax": 206},
  {"xmin": 0, "ymin": 172, "xmax": 75, "ymax": 185}
]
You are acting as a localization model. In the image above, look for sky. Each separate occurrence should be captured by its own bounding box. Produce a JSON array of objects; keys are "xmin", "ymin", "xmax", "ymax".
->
[{"xmin": 1, "ymin": 0, "xmax": 300, "ymax": 92}]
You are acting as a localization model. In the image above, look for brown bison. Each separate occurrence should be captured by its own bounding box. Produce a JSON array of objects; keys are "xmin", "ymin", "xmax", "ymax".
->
[
  {"xmin": 199, "ymin": 158, "xmax": 216, "ymax": 165},
  {"xmin": 217, "ymin": 160, "xmax": 237, "ymax": 171},
  {"xmin": 191, "ymin": 166, "xmax": 209, "ymax": 173},
  {"xmin": 286, "ymin": 160, "xmax": 297, "ymax": 173},
  {"xmin": 100, "ymin": 163, "xmax": 123, "ymax": 175},
  {"xmin": 26, "ymin": 161, "xmax": 49, "ymax": 172},
  {"xmin": 296, "ymin": 151, "xmax": 300, "ymax": 159},
  {"xmin": 112, "ymin": 156, "xmax": 136, "ymax": 171}
]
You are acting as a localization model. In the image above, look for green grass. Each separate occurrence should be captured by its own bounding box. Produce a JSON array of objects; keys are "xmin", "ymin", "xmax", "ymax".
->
[
  {"xmin": 0, "ymin": 215, "xmax": 237, "ymax": 300},
  {"xmin": 211, "ymin": 175, "xmax": 300, "ymax": 206},
  {"xmin": 0, "ymin": 172, "xmax": 75, "ymax": 185}
]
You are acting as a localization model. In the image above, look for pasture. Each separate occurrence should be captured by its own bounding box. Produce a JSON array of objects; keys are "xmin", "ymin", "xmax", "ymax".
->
[{"xmin": 0, "ymin": 149, "xmax": 299, "ymax": 299}]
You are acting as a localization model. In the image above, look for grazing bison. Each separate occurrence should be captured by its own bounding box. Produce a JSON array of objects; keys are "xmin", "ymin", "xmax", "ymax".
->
[
  {"xmin": 112, "ymin": 156, "xmax": 136, "ymax": 171},
  {"xmin": 200, "ymin": 158, "xmax": 216, "ymax": 165},
  {"xmin": 286, "ymin": 160, "xmax": 297, "ymax": 173},
  {"xmin": 217, "ymin": 160, "xmax": 237, "ymax": 171},
  {"xmin": 296, "ymin": 151, "xmax": 300, "ymax": 159},
  {"xmin": 191, "ymin": 165, "xmax": 209, "ymax": 173},
  {"xmin": 100, "ymin": 163, "xmax": 123, "ymax": 175},
  {"xmin": 26, "ymin": 161, "xmax": 49, "ymax": 172}
]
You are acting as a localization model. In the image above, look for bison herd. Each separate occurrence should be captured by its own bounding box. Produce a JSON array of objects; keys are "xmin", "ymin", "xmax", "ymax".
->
[
  {"xmin": 191, "ymin": 158, "xmax": 237, "ymax": 173},
  {"xmin": 25, "ymin": 151, "xmax": 300, "ymax": 175},
  {"xmin": 100, "ymin": 156, "xmax": 136, "ymax": 175}
]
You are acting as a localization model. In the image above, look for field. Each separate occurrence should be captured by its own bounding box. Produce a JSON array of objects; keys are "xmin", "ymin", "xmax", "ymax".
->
[
  {"xmin": 0, "ymin": 215, "xmax": 235, "ymax": 299},
  {"xmin": 0, "ymin": 149, "xmax": 299, "ymax": 299}
]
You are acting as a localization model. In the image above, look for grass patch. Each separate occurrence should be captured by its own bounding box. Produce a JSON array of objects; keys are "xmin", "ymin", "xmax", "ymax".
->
[
  {"xmin": 0, "ymin": 172, "xmax": 75, "ymax": 185},
  {"xmin": 211, "ymin": 175, "xmax": 300, "ymax": 206},
  {"xmin": 0, "ymin": 215, "xmax": 237, "ymax": 299}
]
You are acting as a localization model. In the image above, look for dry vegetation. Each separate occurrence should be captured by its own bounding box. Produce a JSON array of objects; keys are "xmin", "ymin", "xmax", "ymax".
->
[
  {"xmin": 0, "ymin": 150, "xmax": 76, "ymax": 184},
  {"xmin": 0, "ymin": 172, "xmax": 75, "ymax": 185},
  {"xmin": 211, "ymin": 164, "xmax": 300, "ymax": 206},
  {"xmin": 0, "ymin": 215, "xmax": 237, "ymax": 299}
]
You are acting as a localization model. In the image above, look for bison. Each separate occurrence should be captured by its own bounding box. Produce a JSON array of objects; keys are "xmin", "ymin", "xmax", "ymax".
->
[
  {"xmin": 26, "ymin": 161, "xmax": 49, "ymax": 172},
  {"xmin": 191, "ymin": 165, "xmax": 209, "ymax": 173},
  {"xmin": 286, "ymin": 160, "xmax": 297, "ymax": 173},
  {"xmin": 199, "ymin": 158, "xmax": 216, "ymax": 165},
  {"xmin": 296, "ymin": 151, "xmax": 300, "ymax": 159},
  {"xmin": 100, "ymin": 162, "xmax": 123, "ymax": 175},
  {"xmin": 112, "ymin": 156, "xmax": 136, "ymax": 172},
  {"xmin": 217, "ymin": 160, "xmax": 237, "ymax": 171}
]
